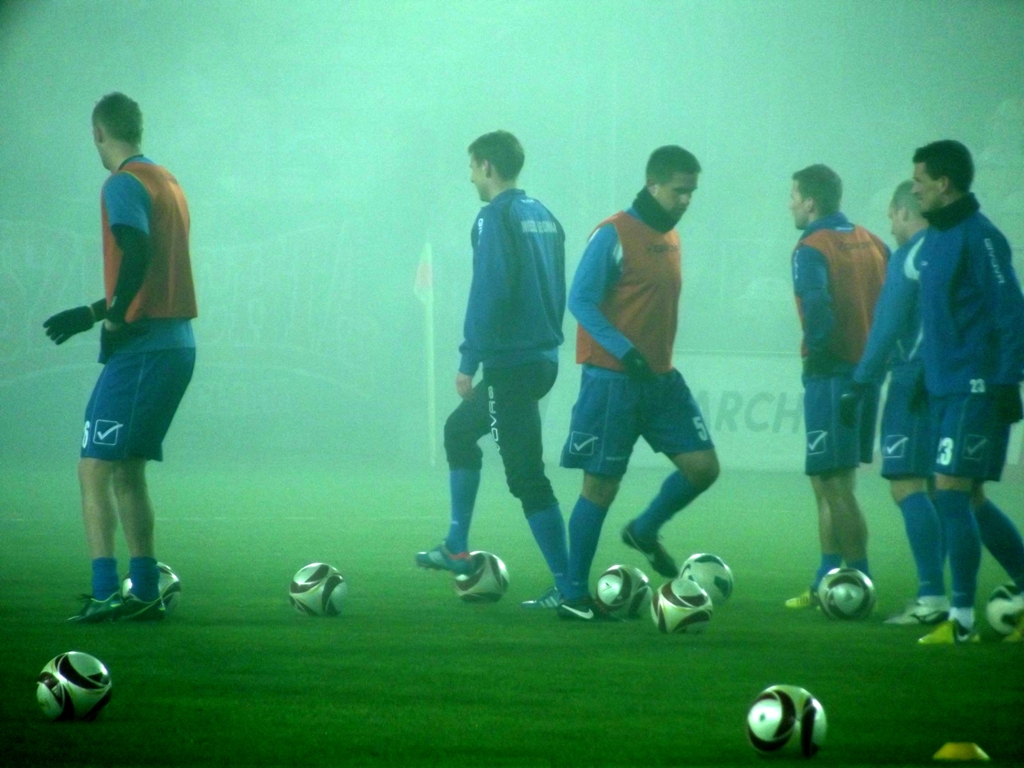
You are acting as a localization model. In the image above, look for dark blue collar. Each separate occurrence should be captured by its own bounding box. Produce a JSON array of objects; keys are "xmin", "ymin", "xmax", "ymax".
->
[
  {"xmin": 488, "ymin": 188, "xmax": 524, "ymax": 207},
  {"xmin": 802, "ymin": 211, "xmax": 851, "ymax": 237}
]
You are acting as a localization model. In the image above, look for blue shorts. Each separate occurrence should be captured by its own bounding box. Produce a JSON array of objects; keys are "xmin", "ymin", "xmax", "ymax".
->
[
  {"xmin": 879, "ymin": 378, "xmax": 934, "ymax": 479},
  {"xmin": 803, "ymin": 374, "xmax": 877, "ymax": 476},
  {"xmin": 560, "ymin": 366, "xmax": 713, "ymax": 477},
  {"xmin": 930, "ymin": 393, "xmax": 1009, "ymax": 481},
  {"xmin": 82, "ymin": 348, "xmax": 195, "ymax": 462}
]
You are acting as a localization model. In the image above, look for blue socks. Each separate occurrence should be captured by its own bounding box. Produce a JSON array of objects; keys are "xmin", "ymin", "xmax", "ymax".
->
[
  {"xmin": 974, "ymin": 498, "xmax": 1024, "ymax": 590},
  {"xmin": 526, "ymin": 504, "xmax": 570, "ymax": 597},
  {"xmin": 91, "ymin": 557, "xmax": 119, "ymax": 601},
  {"xmin": 129, "ymin": 556, "xmax": 160, "ymax": 602},
  {"xmin": 935, "ymin": 490, "xmax": 980, "ymax": 609},
  {"xmin": 566, "ymin": 496, "xmax": 609, "ymax": 601},
  {"xmin": 812, "ymin": 554, "xmax": 842, "ymax": 590},
  {"xmin": 899, "ymin": 492, "xmax": 945, "ymax": 597},
  {"xmin": 444, "ymin": 468, "xmax": 480, "ymax": 554},
  {"xmin": 632, "ymin": 472, "xmax": 700, "ymax": 541}
]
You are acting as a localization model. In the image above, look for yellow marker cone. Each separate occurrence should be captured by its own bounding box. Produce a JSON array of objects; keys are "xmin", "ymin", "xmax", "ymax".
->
[{"xmin": 933, "ymin": 742, "xmax": 990, "ymax": 761}]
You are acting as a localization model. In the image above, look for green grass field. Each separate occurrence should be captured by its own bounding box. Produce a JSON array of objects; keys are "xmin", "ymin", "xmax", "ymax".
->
[{"xmin": 1, "ymin": 462, "xmax": 1022, "ymax": 767}]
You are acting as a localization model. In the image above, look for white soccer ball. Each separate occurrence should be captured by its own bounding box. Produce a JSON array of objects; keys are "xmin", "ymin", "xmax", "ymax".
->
[
  {"xmin": 453, "ymin": 551, "xmax": 509, "ymax": 603},
  {"xmin": 817, "ymin": 567, "xmax": 875, "ymax": 620},
  {"xmin": 289, "ymin": 563, "xmax": 349, "ymax": 616},
  {"xmin": 986, "ymin": 582, "xmax": 1024, "ymax": 636},
  {"xmin": 36, "ymin": 652, "xmax": 112, "ymax": 721},
  {"xmin": 120, "ymin": 561, "xmax": 182, "ymax": 614},
  {"xmin": 595, "ymin": 564, "xmax": 652, "ymax": 618},
  {"xmin": 679, "ymin": 553, "xmax": 734, "ymax": 605},
  {"xmin": 650, "ymin": 576, "xmax": 713, "ymax": 634},
  {"xmin": 746, "ymin": 684, "xmax": 827, "ymax": 758}
]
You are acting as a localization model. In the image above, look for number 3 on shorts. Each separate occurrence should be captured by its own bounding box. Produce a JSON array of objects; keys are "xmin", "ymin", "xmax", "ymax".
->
[
  {"xmin": 693, "ymin": 416, "xmax": 708, "ymax": 442},
  {"xmin": 936, "ymin": 437, "xmax": 953, "ymax": 466}
]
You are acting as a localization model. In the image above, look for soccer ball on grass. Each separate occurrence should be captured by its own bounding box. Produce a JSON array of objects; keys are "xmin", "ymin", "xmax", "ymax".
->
[
  {"xmin": 595, "ymin": 564, "xmax": 651, "ymax": 618},
  {"xmin": 290, "ymin": 563, "xmax": 349, "ymax": 616},
  {"xmin": 650, "ymin": 576, "xmax": 713, "ymax": 633},
  {"xmin": 453, "ymin": 551, "xmax": 509, "ymax": 603},
  {"xmin": 986, "ymin": 582, "xmax": 1024, "ymax": 636},
  {"xmin": 679, "ymin": 553, "xmax": 733, "ymax": 605},
  {"xmin": 817, "ymin": 567, "xmax": 875, "ymax": 620},
  {"xmin": 36, "ymin": 652, "xmax": 112, "ymax": 721},
  {"xmin": 746, "ymin": 684, "xmax": 827, "ymax": 757}
]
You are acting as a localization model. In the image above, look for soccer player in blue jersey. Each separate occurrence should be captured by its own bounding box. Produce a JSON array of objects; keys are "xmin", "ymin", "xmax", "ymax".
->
[
  {"xmin": 910, "ymin": 141, "xmax": 1024, "ymax": 645},
  {"xmin": 842, "ymin": 181, "xmax": 948, "ymax": 625},
  {"xmin": 786, "ymin": 165, "xmax": 887, "ymax": 610},
  {"xmin": 43, "ymin": 93, "xmax": 197, "ymax": 622},
  {"xmin": 416, "ymin": 131, "xmax": 570, "ymax": 609},
  {"xmin": 557, "ymin": 146, "xmax": 719, "ymax": 621}
]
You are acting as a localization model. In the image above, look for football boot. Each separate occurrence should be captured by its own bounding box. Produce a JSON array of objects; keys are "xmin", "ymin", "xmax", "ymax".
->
[
  {"xmin": 521, "ymin": 585, "xmax": 560, "ymax": 609},
  {"xmin": 621, "ymin": 521, "xmax": 678, "ymax": 578},
  {"xmin": 415, "ymin": 543, "xmax": 474, "ymax": 575},
  {"xmin": 918, "ymin": 618, "xmax": 979, "ymax": 645}
]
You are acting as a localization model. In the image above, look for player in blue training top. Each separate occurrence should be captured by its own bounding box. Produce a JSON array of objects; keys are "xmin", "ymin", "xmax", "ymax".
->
[
  {"xmin": 910, "ymin": 141, "xmax": 1024, "ymax": 645},
  {"xmin": 842, "ymin": 181, "xmax": 948, "ymax": 626},
  {"xmin": 786, "ymin": 164, "xmax": 887, "ymax": 611},
  {"xmin": 416, "ymin": 131, "xmax": 570, "ymax": 608},
  {"xmin": 557, "ymin": 146, "xmax": 719, "ymax": 621},
  {"xmin": 43, "ymin": 93, "xmax": 198, "ymax": 622}
]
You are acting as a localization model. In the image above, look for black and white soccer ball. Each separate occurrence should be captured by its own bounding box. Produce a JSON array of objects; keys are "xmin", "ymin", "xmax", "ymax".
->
[
  {"xmin": 679, "ymin": 553, "xmax": 734, "ymax": 605},
  {"xmin": 746, "ymin": 684, "xmax": 827, "ymax": 758},
  {"xmin": 817, "ymin": 567, "xmax": 875, "ymax": 620},
  {"xmin": 453, "ymin": 551, "xmax": 509, "ymax": 603},
  {"xmin": 650, "ymin": 576, "xmax": 713, "ymax": 634},
  {"xmin": 595, "ymin": 564, "xmax": 652, "ymax": 618},
  {"xmin": 289, "ymin": 563, "xmax": 349, "ymax": 616},
  {"xmin": 36, "ymin": 652, "xmax": 112, "ymax": 721},
  {"xmin": 120, "ymin": 561, "xmax": 182, "ymax": 614},
  {"xmin": 985, "ymin": 582, "xmax": 1024, "ymax": 636}
]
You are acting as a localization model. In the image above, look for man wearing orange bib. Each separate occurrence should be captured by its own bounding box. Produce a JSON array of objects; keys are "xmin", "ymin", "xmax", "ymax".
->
[{"xmin": 44, "ymin": 93, "xmax": 197, "ymax": 622}]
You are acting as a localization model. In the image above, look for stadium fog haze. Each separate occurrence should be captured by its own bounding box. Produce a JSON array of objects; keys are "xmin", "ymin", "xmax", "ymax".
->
[
  {"xmin": 1, "ymin": 0, "xmax": 1022, "ymax": 473},
  {"xmin": 2, "ymin": 3, "xmax": 1024, "ymax": 766}
]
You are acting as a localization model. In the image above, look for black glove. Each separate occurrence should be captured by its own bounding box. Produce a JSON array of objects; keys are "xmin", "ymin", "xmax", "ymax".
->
[
  {"xmin": 100, "ymin": 322, "xmax": 147, "ymax": 360},
  {"xmin": 621, "ymin": 348, "xmax": 655, "ymax": 382},
  {"xmin": 43, "ymin": 306, "xmax": 96, "ymax": 344},
  {"xmin": 838, "ymin": 381, "xmax": 870, "ymax": 428},
  {"xmin": 993, "ymin": 385, "xmax": 1024, "ymax": 425}
]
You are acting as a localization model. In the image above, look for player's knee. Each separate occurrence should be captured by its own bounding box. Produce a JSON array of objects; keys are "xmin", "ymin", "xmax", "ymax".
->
[
  {"xmin": 110, "ymin": 458, "xmax": 147, "ymax": 494},
  {"xmin": 582, "ymin": 474, "xmax": 620, "ymax": 508},
  {"xmin": 681, "ymin": 452, "xmax": 720, "ymax": 492},
  {"xmin": 78, "ymin": 457, "xmax": 113, "ymax": 487}
]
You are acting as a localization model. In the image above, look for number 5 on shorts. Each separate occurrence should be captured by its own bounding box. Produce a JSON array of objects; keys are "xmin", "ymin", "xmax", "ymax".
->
[{"xmin": 693, "ymin": 416, "xmax": 708, "ymax": 442}]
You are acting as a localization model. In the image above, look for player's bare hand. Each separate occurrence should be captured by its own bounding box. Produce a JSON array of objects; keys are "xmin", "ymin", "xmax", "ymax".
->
[{"xmin": 456, "ymin": 373, "xmax": 475, "ymax": 400}]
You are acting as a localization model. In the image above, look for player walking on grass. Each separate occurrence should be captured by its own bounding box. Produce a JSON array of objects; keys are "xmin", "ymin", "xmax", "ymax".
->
[
  {"xmin": 786, "ymin": 164, "xmax": 887, "ymax": 611},
  {"xmin": 44, "ymin": 93, "xmax": 197, "ymax": 622},
  {"xmin": 841, "ymin": 181, "xmax": 948, "ymax": 626},
  {"xmin": 909, "ymin": 141, "xmax": 1024, "ymax": 645},
  {"xmin": 415, "ymin": 131, "xmax": 571, "ymax": 608},
  {"xmin": 557, "ymin": 146, "xmax": 719, "ymax": 621}
]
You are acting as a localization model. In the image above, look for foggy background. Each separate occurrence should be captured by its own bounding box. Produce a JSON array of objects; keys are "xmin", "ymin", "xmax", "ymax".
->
[{"xmin": 1, "ymin": 0, "xmax": 1022, "ymax": 472}]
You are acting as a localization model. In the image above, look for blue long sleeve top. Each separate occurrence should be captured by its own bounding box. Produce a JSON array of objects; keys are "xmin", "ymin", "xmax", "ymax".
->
[
  {"xmin": 853, "ymin": 229, "xmax": 926, "ymax": 387},
  {"xmin": 459, "ymin": 189, "xmax": 565, "ymax": 376},
  {"xmin": 918, "ymin": 194, "xmax": 1024, "ymax": 396}
]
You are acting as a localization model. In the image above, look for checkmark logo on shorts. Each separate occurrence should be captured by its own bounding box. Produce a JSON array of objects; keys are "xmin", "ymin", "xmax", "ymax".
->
[
  {"xmin": 807, "ymin": 430, "xmax": 827, "ymax": 455},
  {"xmin": 570, "ymin": 432, "xmax": 598, "ymax": 456},
  {"xmin": 963, "ymin": 434, "xmax": 987, "ymax": 461},
  {"xmin": 93, "ymin": 420, "xmax": 123, "ymax": 446},
  {"xmin": 884, "ymin": 435, "xmax": 909, "ymax": 458}
]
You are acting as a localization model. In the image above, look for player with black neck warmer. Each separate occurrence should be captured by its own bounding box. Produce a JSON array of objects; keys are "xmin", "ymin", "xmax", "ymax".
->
[
  {"xmin": 911, "ymin": 139, "xmax": 1024, "ymax": 646},
  {"xmin": 555, "ymin": 145, "xmax": 721, "ymax": 622}
]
